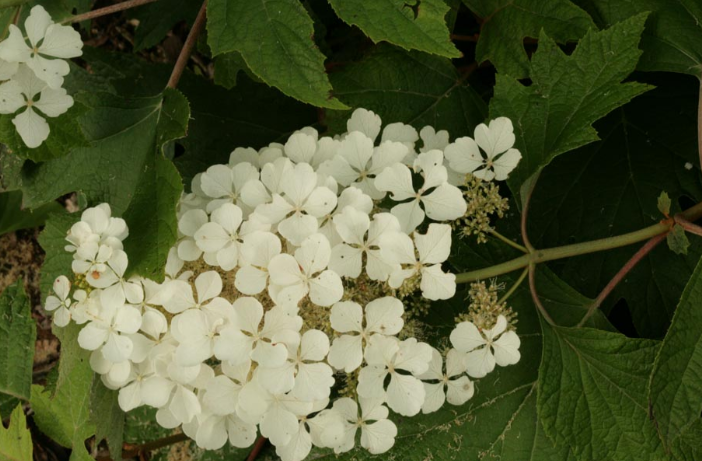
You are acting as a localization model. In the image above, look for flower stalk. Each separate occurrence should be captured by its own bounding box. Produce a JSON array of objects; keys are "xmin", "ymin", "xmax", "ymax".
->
[{"xmin": 62, "ymin": 0, "xmax": 159, "ymax": 24}]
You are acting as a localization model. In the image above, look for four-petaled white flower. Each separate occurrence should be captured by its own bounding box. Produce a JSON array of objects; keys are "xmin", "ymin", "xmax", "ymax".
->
[
  {"xmin": 254, "ymin": 162, "xmax": 337, "ymax": 246},
  {"xmin": 77, "ymin": 303, "xmax": 142, "ymax": 363},
  {"xmin": 0, "ymin": 5, "xmax": 82, "ymax": 89},
  {"xmin": 164, "ymin": 271, "xmax": 232, "ymax": 319},
  {"xmin": 380, "ymin": 223, "xmax": 456, "ymax": 300},
  {"xmin": 0, "ymin": 64, "xmax": 73, "ymax": 148},
  {"xmin": 450, "ymin": 315, "xmax": 521, "ymax": 378},
  {"xmin": 375, "ymin": 150, "xmax": 466, "ymax": 232},
  {"xmin": 45, "ymin": 275, "xmax": 73, "ymax": 327},
  {"xmin": 418, "ymin": 348, "xmax": 474, "ymax": 414},
  {"xmin": 327, "ymin": 297, "xmax": 404, "ymax": 373},
  {"xmin": 172, "ymin": 309, "xmax": 229, "ymax": 366},
  {"xmin": 194, "ymin": 203, "xmax": 244, "ymax": 270},
  {"xmin": 235, "ymin": 231, "xmax": 282, "ymax": 295},
  {"xmin": 357, "ymin": 335, "xmax": 432, "ymax": 416},
  {"xmin": 444, "ymin": 117, "xmax": 522, "ymax": 181},
  {"xmin": 200, "ymin": 162, "xmax": 259, "ymax": 213},
  {"xmin": 329, "ymin": 397, "xmax": 397, "ymax": 454},
  {"xmin": 268, "ymin": 233, "xmax": 343, "ymax": 307},
  {"xmin": 329, "ymin": 209, "xmax": 400, "ymax": 281},
  {"xmin": 177, "ymin": 209, "xmax": 208, "ymax": 261},
  {"xmin": 319, "ymin": 131, "xmax": 407, "ymax": 199},
  {"xmin": 89, "ymin": 249, "xmax": 144, "ymax": 309}
]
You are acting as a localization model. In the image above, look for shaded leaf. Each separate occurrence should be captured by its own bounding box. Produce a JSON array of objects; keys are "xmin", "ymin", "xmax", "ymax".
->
[
  {"xmin": 0, "ymin": 191, "xmax": 63, "ymax": 235},
  {"xmin": 0, "ymin": 404, "xmax": 32, "ymax": 461},
  {"xmin": 130, "ymin": 0, "xmax": 201, "ymax": 51},
  {"xmin": 90, "ymin": 380, "xmax": 124, "ymax": 461},
  {"xmin": 328, "ymin": 44, "xmax": 487, "ymax": 138},
  {"xmin": 667, "ymin": 224, "xmax": 690, "ymax": 255}
]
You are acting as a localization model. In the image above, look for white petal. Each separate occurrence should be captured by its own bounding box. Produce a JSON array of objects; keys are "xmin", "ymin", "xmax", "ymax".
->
[
  {"xmin": 328, "ymin": 244, "xmax": 363, "ymax": 278},
  {"xmin": 390, "ymin": 200, "xmax": 425, "ymax": 234},
  {"xmin": 417, "ymin": 347, "xmax": 443, "ymax": 380},
  {"xmin": 200, "ymin": 164, "xmax": 233, "ymax": 198},
  {"xmin": 214, "ymin": 328, "xmax": 255, "ymax": 365},
  {"xmin": 0, "ymin": 26, "xmax": 31, "ymax": 63},
  {"xmin": 78, "ymin": 324, "xmax": 108, "ymax": 351},
  {"xmin": 328, "ymin": 334, "xmax": 363, "ymax": 373},
  {"xmin": 492, "ymin": 148, "xmax": 521, "ymax": 180},
  {"xmin": 449, "ymin": 321, "xmax": 485, "ymax": 353},
  {"xmin": 12, "ymin": 107, "xmax": 49, "ymax": 148},
  {"xmin": 309, "ymin": 270, "xmax": 343, "ymax": 307},
  {"xmin": 394, "ymin": 338, "xmax": 432, "ymax": 375},
  {"xmin": 361, "ymin": 419, "xmax": 396, "ymax": 454},
  {"xmin": 378, "ymin": 231, "xmax": 416, "ymax": 266},
  {"xmin": 269, "ymin": 254, "xmax": 303, "ymax": 286},
  {"xmin": 421, "ymin": 382, "xmax": 446, "ymax": 414},
  {"xmin": 374, "ymin": 163, "xmax": 416, "ymax": 201},
  {"xmin": 421, "ymin": 184, "xmax": 466, "ymax": 222},
  {"xmin": 419, "ymin": 265, "xmax": 456, "ymax": 301},
  {"xmin": 278, "ymin": 213, "xmax": 319, "ymax": 246},
  {"xmin": 302, "ymin": 187, "xmax": 337, "ymax": 218},
  {"xmin": 329, "ymin": 301, "xmax": 362, "ymax": 333},
  {"xmin": 386, "ymin": 373, "xmax": 425, "ymax": 416},
  {"xmin": 195, "ymin": 271, "xmax": 223, "ymax": 303},
  {"xmin": 295, "ymin": 233, "xmax": 332, "ymax": 275},
  {"xmin": 365, "ymin": 296, "xmax": 404, "ymax": 336},
  {"xmin": 141, "ymin": 377, "xmax": 174, "ymax": 408},
  {"xmin": 260, "ymin": 402, "xmax": 299, "ymax": 446},
  {"xmin": 347, "ymin": 108, "xmax": 381, "ymax": 141},
  {"xmin": 234, "ymin": 265, "xmax": 268, "ymax": 295},
  {"xmin": 357, "ymin": 365, "xmax": 388, "ymax": 399},
  {"xmin": 24, "ymin": 6, "xmax": 51, "ymax": 48},
  {"xmin": 291, "ymin": 362, "xmax": 334, "ymax": 401},
  {"xmin": 464, "ymin": 347, "xmax": 496, "ymax": 378},
  {"xmin": 444, "ymin": 136, "xmax": 483, "ymax": 174},
  {"xmin": 414, "ymin": 223, "xmax": 452, "ymax": 264},
  {"xmin": 102, "ymin": 333, "xmax": 134, "ymax": 363},
  {"xmin": 446, "ymin": 376, "xmax": 474, "ymax": 406},
  {"xmin": 34, "ymin": 87, "xmax": 73, "ymax": 117},
  {"xmin": 194, "ymin": 222, "xmax": 229, "ymax": 253},
  {"xmin": 300, "ymin": 329, "xmax": 330, "ymax": 361},
  {"xmin": 118, "ymin": 382, "xmax": 143, "ymax": 412},
  {"xmin": 26, "ymin": 54, "xmax": 69, "ymax": 90},
  {"xmin": 284, "ymin": 132, "xmax": 317, "ymax": 163},
  {"xmin": 493, "ymin": 330, "xmax": 521, "ymax": 366},
  {"xmin": 475, "ymin": 117, "xmax": 515, "ymax": 158},
  {"xmin": 0, "ymin": 80, "xmax": 24, "ymax": 114}
]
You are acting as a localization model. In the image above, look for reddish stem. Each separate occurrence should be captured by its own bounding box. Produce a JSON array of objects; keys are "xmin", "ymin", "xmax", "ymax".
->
[
  {"xmin": 577, "ymin": 233, "xmax": 667, "ymax": 327},
  {"xmin": 528, "ymin": 264, "xmax": 555, "ymax": 325},
  {"xmin": 62, "ymin": 0, "xmax": 158, "ymax": 24},
  {"xmin": 246, "ymin": 436, "xmax": 268, "ymax": 461},
  {"xmin": 676, "ymin": 215, "xmax": 702, "ymax": 237},
  {"xmin": 451, "ymin": 33, "xmax": 480, "ymax": 42},
  {"xmin": 167, "ymin": 0, "xmax": 208, "ymax": 89}
]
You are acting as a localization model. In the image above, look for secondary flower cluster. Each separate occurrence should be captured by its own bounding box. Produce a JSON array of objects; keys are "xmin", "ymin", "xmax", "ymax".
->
[
  {"xmin": 46, "ymin": 109, "xmax": 522, "ymax": 460},
  {"xmin": 0, "ymin": 5, "xmax": 82, "ymax": 147}
]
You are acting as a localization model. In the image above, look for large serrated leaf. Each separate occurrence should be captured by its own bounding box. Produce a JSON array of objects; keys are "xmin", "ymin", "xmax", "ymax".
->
[
  {"xmin": 0, "ymin": 280, "xmax": 35, "ymax": 401},
  {"xmin": 575, "ymin": 0, "xmax": 702, "ymax": 76},
  {"xmin": 327, "ymin": 0, "xmax": 460, "ymax": 58},
  {"xmin": 328, "ymin": 44, "xmax": 487, "ymax": 138},
  {"xmin": 463, "ymin": 0, "xmax": 596, "ymax": 78},
  {"xmin": 649, "ymin": 257, "xmax": 702, "ymax": 458},
  {"xmin": 538, "ymin": 324, "xmax": 664, "ymax": 461},
  {"xmin": 206, "ymin": 0, "xmax": 347, "ymax": 109},
  {"xmin": 489, "ymin": 13, "xmax": 651, "ymax": 198}
]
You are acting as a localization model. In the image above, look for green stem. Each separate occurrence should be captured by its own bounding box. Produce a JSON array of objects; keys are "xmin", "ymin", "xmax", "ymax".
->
[
  {"xmin": 498, "ymin": 267, "xmax": 529, "ymax": 303},
  {"xmin": 456, "ymin": 201, "xmax": 702, "ymax": 283},
  {"xmin": 489, "ymin": 228, "xmax": 528, "ymax": 253}
]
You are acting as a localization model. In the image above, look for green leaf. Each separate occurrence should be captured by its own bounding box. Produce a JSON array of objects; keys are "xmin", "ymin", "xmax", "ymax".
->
[
  {"xmin": 538, "ymin": 324, "xmax": 664, "ymax": 461},
  {"xmin": 650, "ymin": 257, "xmax": 702, "ymax": 458},
  {"xmin": 489, "ymin": 13, "xmax": 651, "ymax": 197},
  {"xmin": 657, "ymin": 191, "xmax": 671, "ymax": 216},
  {"xmin": 328, "ymin": 44, "xmax": 487, "ymax": 138},
  {"xmin": 0, "ymin": 191, "xmax": 63, "ymax": 235},
  {"xmin": 30, "ymin": 324, "xmax": 95, "ymax": 460},
  {"xmin": 0, "ymin": 148, "xmax": 23, "ymax": 192},
  {"xmin": 667, "ymin": 224, "xmax": 690, "ymax": 255},
  {"xmin": 37, "ymin": 212, "xmax": 79, "ymax": 301},
  {"xmin": 463, "ymin": 0, "xmax": 596, "ymax": 78},
  {"xmin": 0, "ymin": 394, "xmax": 19, "ymax": 419},
  {"xmin": 28, "ymin": 0, "xmax": 90, "ymax": 22},
  {"xmin": 0, "ymin": 102, "xmax": 88, "ymax": 163},
  {"xmin": 327, "ymin": 0, "xmax": 460, "ymax": 58},
  {"xmin": 574, "ymin": 0, "xmax": 702, "ymax": 76},
  {"xmin": 213, "ymin": 52, "xmax": 249, "ymax": 89},
  {"xmin": 527, "ymin": 73, "xmax": 702, "ymax": 337},
  {"xmin": 206, "ymin": 0, "xmax": 347, "ymax": 108},
  {"xmin": 0, "ymin": 404, "xmax": 32, "ymax": 461},
  {"xmin": 90, "ymin": 380, "xmax": 124, "ymax": 461},
  {"xmin": 130, "ymin": 0, "xmax": 201, "ymax": 51},
  {"xmin": 0, "ymin": 280, "xmax": 35, "ymax": 401}
]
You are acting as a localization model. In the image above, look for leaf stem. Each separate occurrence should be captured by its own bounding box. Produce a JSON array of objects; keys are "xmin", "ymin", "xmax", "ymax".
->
[
  {"xmin": 576, "ymin": 233, "xmax": 667, "ymax": 327},
  {"xmin": 455, "ymin": 201, "xmax": 702, "ymax": 284},
  {"xmin": 167, "ymin": 0, "xmax": 208, "ymax": 89},
  {"xmin": 675, "ymin": 214, "xmax": 702, "ymax": 237},
  {"xmin": 528, "ymin": 264, "xmax": 555, "ymax": 325},
  {"xmin": 498, "ymin": 266, "xmax": 529, "ymax": 304},
  {"xmin": 246, "ymin": 436, "xmax": 268, "ymax": 461},
  {"xmin": 489, "ymin": 228, "xmax": 528, "ymax": 253},
  {"xmin": 698, "ymin": 77, "xmax": 702, "ymax": 171},
  {"xmin": 62, "ymin": 0, "xmax": 158, "ymax": 24}
]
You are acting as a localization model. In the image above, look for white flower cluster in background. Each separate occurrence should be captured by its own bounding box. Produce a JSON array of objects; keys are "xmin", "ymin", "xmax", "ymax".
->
[
  {"xmin": 0, "ymin": 5, "xmax": 82, "ymax": 148},
  {"xmin": 46, "ymin": 109, "xmax": 522, "ymax": 461}
]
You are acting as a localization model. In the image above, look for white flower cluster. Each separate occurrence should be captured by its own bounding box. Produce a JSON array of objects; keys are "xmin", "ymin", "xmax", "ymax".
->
[
  {"xmin": 0, "ymin": 5, "xmax": 82, "ymax": 148},
  {"xmin": 46, "ymin": 109, "xmax": 522, "ymax": 460}
]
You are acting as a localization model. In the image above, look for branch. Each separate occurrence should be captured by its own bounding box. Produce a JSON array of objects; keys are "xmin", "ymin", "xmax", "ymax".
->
[
  {"xmin": 698, "ymin": 78, "xmax": 702, "ymax": 170},
  {"xmin": 246, "ymin": 436, "xmax": 268, "ymax": 461},
  {"xmin": 676, "ymin": 214, "xmax": 702, "ymax": 237},
  {"xmin": 62, "ymin": 0, "xmax": 158, "ymax": 24},
  {"xmin": 577, "ymin": 233, "xmax": 667, "ymax": 327},
  {"xmin": 167, "ymin": 0, "xmax": 208, "ymax": 89},
  {"xmin": 520, "ymin": 173, "xmax": 539, "ymax": 252},
  {"xmin": 97, "ymin": 433, "xmax": 190, "ymax": 461},
  {"xmin": 455, "ymin": 201, "xmax": 702, "ymax": 283}
]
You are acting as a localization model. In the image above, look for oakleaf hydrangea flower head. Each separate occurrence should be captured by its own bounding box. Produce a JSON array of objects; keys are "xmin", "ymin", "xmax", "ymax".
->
[{"xmin": 44, "ymin": 108, "xmax": 524, "ymax": 460}]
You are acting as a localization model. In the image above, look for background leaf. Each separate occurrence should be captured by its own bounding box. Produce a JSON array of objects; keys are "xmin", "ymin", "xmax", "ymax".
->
[
  {"xmin": 538, "ymin": 324, "xmax": 664, "ymax": 461},
  {"xmin": 206, "ymin": 0, "xmax": 347, "ymax": 108},
  {"xmin": 574, "ymin": 0, "xmax": 702, "ymax": 76},
  {"xmin": 0, "ymin": 279, "xmax": 35, "ymax": 401},
  {"xmin": 490, "ymin": 14, "xmax": 651, "ymax": 197},
  {"xmin": 90, "ymin": 380, "xmax": 125, "ymax": 461},
  {"xmin": 463, "ymin": 0, "xmax": 596, "ymax": 78},
  {"xmin": 328, "ymin": 44, "xmax": 487, "ymax": 138},
  {"xmin": 327, "ymin": 0, "xmax": 460, "ymax": 58},
  {"xmin": 0, "ymin": 190, "xmax": 63, "ymax": 235},
  {"xmin": 130, "ymin": 0, "xmax": 201, "ymax": 51},
  {"xmin": 528, "ymin": 73, "xmax": 702, "ymax": 337}
]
